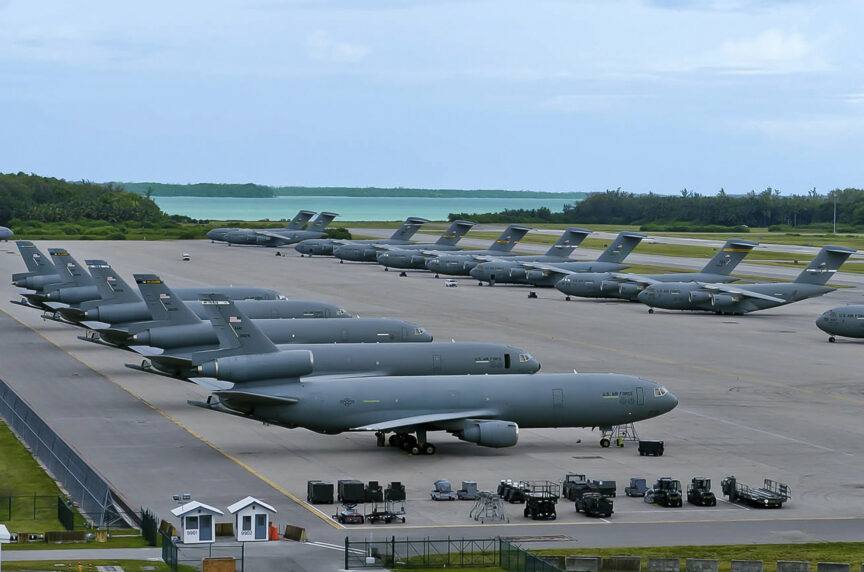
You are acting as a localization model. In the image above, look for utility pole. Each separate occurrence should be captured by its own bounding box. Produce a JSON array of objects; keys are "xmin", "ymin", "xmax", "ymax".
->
[{"xmin": 833, "ymin": 191, "xmax": 837, "ymax": 234}]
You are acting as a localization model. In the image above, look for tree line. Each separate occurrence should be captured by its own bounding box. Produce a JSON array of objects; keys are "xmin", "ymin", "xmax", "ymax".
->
[
  {"xmin": 450, "ymin": 187, "xmax": 864, "ymax": 229},
  {"xmin": 0, "ymin": 173, "xmax": 164, "ymax": 225}
]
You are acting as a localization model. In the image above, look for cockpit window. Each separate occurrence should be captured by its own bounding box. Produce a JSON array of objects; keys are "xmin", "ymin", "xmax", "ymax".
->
[
  {"xmin": 337, "ymin": 308, "xmax": 348, "ymax": 316},
  {"xmin": 415, "ymin": 328, "xmax": 425, "ymax": 335},
  {"xmin": 653, "ymin": 386, "xmax": 668, "ymax": 397},
  {"xmin": 519, "ymin": 353, "xmax": 533, "ymax": 362}
]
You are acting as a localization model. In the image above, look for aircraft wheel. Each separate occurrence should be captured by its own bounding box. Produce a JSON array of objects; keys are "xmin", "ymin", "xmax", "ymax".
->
[
  {"xmin": 565, "ymin": 296, "xmax": 571, "ymax": 301},
  {"xmin": 600, "ymin": 438, "xmax": 611, "ymax": 448},
  {"xmin": 489, "ymin": 279, "xmax": 495, "ymax": 287},
  {"xmin": 829, "ymin": 336, "xmax": 836, "ymax": 343},
  {"xmin": 422, "ymin": 443, "xmax": 436, "ymax": 455},
  {"xmin": 408, "ymin": 444, "xmax": 421, "ymax": 456},
  {"xmin": 384, "ymin": 267, "xmax": 388, "ymax": 271},
  {"xmin": 648, "ymin": 308, "xmax": 654, "ymax": 314},
  {"xmin": 434, "ymin": 274, "xmax": 440, "ymax": 278},
  {"xmin": 340, "ymin": 260, "xmax": 343, "ymax": 264},
  {"xmin": 400, "ymin": 272, "xmax": 407, "ymax": 277}
]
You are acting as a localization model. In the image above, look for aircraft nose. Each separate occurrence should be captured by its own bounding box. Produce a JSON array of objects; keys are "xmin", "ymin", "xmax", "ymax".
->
[
  {"xmin": 636, "ymin": 289, "xmax": 652, "ymax": 302},
  {"xmin": 469, "ymin": 266, "xmax": 482, "ymax": 279},
  {"xmin": 665, "ymin": 391, "xmax": 679, "ymax": 412}
]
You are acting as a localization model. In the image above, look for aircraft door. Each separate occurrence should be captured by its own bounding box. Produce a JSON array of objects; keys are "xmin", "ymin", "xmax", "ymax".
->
[
  {"xmin": 433, "ymin": 355, "xmax": 441, "ymax": 374},
  {"xmin": 636, "ymin": 387, "xmax": 644, "ymax": 406},
  {"xmin": 504, "ymin": 354, "xmax": 511, "ymax": 369}
]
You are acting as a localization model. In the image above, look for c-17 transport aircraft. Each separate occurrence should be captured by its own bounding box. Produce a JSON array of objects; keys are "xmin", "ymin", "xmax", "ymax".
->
[
  {"xmin": 334, "ymin": 219, "xmax": 476, "ymax": 263},
  {"xmin": 470, "ymin": 230, "xmax": 646, "ymax": 286},
  {"xmin": 295, "ymin": 216, "xmax": 429, "ymax": 258},
  {"xmin": 553, "ymin": 238, "xmax": 758, "ymax": 300},
  {"xmin": 188, "ymin": 340, "xmax": 678, "ymax": 454},
  {"xmin": 0, "ymin": 226, "xmax": 12, "ymax": 240},
  {"xmin": 220, "ymin": 212, "xmax": 338, "ymax": 247},
  {"xmin": 637, "ymin": 245, "xmax": 856, "ymax": 314},
  {"xmin": 206, "ymin": 210, "xmax": 316, "ymax": 243},
  {"xmin": 375, "ymin": 224, "xmax": 531, "ymax": 272},
  {"xmin": 815, "ymin": 305, "xmax": 864, "ymax": 342},
  {"xmin": 85, "ymin": 274, "xmax": 432, "ymax": 350},
  {"xmin": 129, "ymin": 294, "xmax": 540, "ymax": 380}
]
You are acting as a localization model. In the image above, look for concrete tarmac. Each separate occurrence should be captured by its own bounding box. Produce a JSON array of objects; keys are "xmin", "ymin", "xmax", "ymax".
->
[{"xmin": 1, "ymin": 239, "xmax": 863, "ymax": 563}]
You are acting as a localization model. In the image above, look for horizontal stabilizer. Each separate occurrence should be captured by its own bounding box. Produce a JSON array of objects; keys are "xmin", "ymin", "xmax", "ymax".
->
[
  {"xmin": 80, "ymin": 320, "xmax": 112, "ymax": 330},
  {"xmin": 128, "ymin": 345, "xmax": 165, "ymax": 357},
  {"xmin": 213, "ymin": 390, "xmax": 299, "ymax": 406},
  {"xmin": 354, "ymin": 409, "xmax": 496, "ymax": 432},
  {"xmin": 43, "ymin": 302, "xmax": 71, "ymax": 311},
  {"xmin": 187, "ymin": 377, "xmax": 236, "ymax": 391},
  {"xmin": 148, "ymin": 354, "xmax": 193, "ymax": 368}
]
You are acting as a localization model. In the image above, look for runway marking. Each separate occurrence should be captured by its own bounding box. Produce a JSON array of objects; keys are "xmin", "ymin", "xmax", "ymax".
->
[
  {"xmin": 680, "ymin": 408, "xmax": 853, "ymax": 455},
  {"xmin": 0, "ymin": 306, "xmax": 345, "ymax": 531},
  {"xmin": 459, "ymin": 314, "xmax": 864, "ymax": 407}
]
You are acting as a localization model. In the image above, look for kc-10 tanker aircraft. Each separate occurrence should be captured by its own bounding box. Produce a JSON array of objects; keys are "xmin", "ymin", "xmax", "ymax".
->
[
  {"xmin": 637, "ymin": 245, "xmax": 855, "ymax": 314},
  {"xmin": 188, "ymin": 298, "xmax": 678, "ymax": 455},
  {"xmin": 206, "ymin": 209, "xmax": 316, "ymax": 243},
  {"xmin": 128, "ymin": 294, "xmax": 539, "ymax": 380},
  {"xmin": 554, "ymin": 238, "xmax": 758, "ymax": 300}
]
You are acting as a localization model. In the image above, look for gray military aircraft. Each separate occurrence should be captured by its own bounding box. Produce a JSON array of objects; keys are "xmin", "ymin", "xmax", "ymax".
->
[
  {"xmin": 129, "ymin": 294, "xmax": 539, "ymax": 380},
  {"xmin": 55, "ymin": 262, "xmax": 343, "ymax": 325},
  {"xmin": 815, "ymin": 305, "xmax": 864, "ymax": 342},
  {"xmin": 295, "ymin": 216, "xmax": 428, "ymax": 258},
  {"xmin": 388, "ymin": 225, "xmax": 533, "ymax": 276},
  {"xmin": 207, "ymin": 210, "xmax": 316, "ymax": 243},
  {"xmin": 0, "ymin": 226, "xmax": 12, "ymax": 241},
  {"xmin": 221, "ymin": 212, "xmax": 338, "ymax": 247},
  {"xmin": 334, "ymin": 219, "xmax": 476, "ymax": 263},
  {"xmin": 470, "ymin": 231, "xmax": 646, "ymax": 286},
  {"xmin": 189, "ymin": 355, "xmax": 678, "ymax": 453},
  {"xmin": 553, "ymin": 238, "xmax": 758, "ymax": 300},
  {"xmin": 637, "ymin": 245, "xmax": 855, "ymax": 314},
  {"xmin": 11, "ymin": 241, "xmax": 64, "ymax": 292},
  {"xmin": 85, "ymin": 274, "xmax": 432, "ymax": 350}
]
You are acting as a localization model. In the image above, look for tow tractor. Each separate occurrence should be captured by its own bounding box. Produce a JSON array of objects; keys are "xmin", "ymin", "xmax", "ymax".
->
[
  {"xmin": 575, "ymin": 492, "xmax": 613, "ymax": 518},
  {"xmin": 646, "ymin": 477, "xmax": 683, "ymax": 507},
  {"xmin": 334, "ymin": 503, "xmax": 365, "ymax": 524},
  {"xmin": 687, "ymin": 477, "xmax": 717, "ymax": 506}
]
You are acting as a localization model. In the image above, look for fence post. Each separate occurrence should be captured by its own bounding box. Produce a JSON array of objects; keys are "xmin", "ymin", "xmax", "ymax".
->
[
  {"xmin": 33, "ymin": 492, "xmax": 36, "ymax": 520},
  {"xmin": 344, "ymin": 536, "xmax": 349, "ymax": 570}
]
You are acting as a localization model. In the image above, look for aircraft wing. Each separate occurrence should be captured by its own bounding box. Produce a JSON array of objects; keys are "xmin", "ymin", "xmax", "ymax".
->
[
  {"xmin": 254, "ymin": 230, "xmax": 291, "ymax": 239},
  {"xmin": 420, "ymin": 250, "xmax": 443, "ymax": 257},
  {"xmin": 213, "ymin": 390, "xmax": 299, "ymax": 406},
  {"xmin": 519, "ymin": 262, "xmax": 573, "ymax": 277},
  {"xmin": 610, "ymin": 272, "xmax": 659, "ymax": 286},
  {"xmin": 696, "ymin": 283, "xmax": 785, "ymax": 303},
  {"xmin": 353, "ymin": 409, "xmax": 497, "ymax": 432}
]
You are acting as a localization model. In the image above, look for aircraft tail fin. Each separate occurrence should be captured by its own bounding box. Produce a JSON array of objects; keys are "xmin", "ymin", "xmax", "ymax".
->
[
  {"xmin": 199, "ymin": 293, "xmax": 280, "ymax": 354},
  {"xmin": 700, "ymin": 239, "xmax": 758, "ymax": 274},
  {"xmin": 487, "ymin": 224, "xmax": 532, "ymax": 252},
  {"xmin": 134, "ymin": 274, "xmax": 201, "ymax": 324},
  {"xmin": 85, "ymin": 260, "xmax": 141, "ymax": 304},
  {"xmin": 286, "ymin": 210, "xmax": 316, "ymax": 230},
  {"xmin": 595, "ymin": 232, "xmax": 646, "ymax": 263},
  {"xmin": 543, "ymin": 227, "xmax": 592, "ymax": 257},
  {"xmin": 389, "ymin": 217, "xmax": 430, "ymax": 241},
  {"xmin": 48, "ymin": 248, "xmax": 95, "ymax": 286},
  {"xmin": 433, "ymin": 220, "xmax": 475, "ymax": 246},
  {"xmin": 306, "ymin": 212, "xmax": 339, "ymax": 232},
  {"xmin": 793, "ymin": 245, "xmax": 856, "ymax": 284},
  {"xmin": 13, "ymin": 241, "xmax": 55, "ymax": 279}
]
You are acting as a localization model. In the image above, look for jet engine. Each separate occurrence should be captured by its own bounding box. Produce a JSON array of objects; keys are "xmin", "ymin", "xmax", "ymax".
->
[
  {"xmin": 198, "ymin": 350, "xmax": 314, "ymax": 382},
  {"xmin": 43, "ymin": 285, "xmax": 96, "ymax": 305},
  {"xmin": 600, "ymin": 279, "xmax": 619, "ymax": 292},
  {"xmin": 132, "ymin": 323, "xmax": 217, "ymax": 348},
  {"xmin": 85, "ymin": 304, "xmax": 149, "ymax": 325},
  {"xmin": 710, "ymin": 293, "xmax": 739, "ymax": 307},
  {"xmin": 454, "ymin": 419, "xmax": 519, "ymax": 448},
  {"xmin": 688, "ymin": 291, "xmax": 712, "ymax": 303},
  {"xmin": 617, "ymin": 283, "xmax": 641, "ymax": 298}
]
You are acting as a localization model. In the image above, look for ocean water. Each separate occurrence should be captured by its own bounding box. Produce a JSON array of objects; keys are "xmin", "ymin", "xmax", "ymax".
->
[{"xmin": 152, "ymin": 195, "xmax": 579, "ymax": 222}]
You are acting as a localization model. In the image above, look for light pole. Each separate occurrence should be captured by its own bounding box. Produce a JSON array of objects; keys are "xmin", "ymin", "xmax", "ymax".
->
[{"xmin": 833, "ymin": 191, "xmax": 837, "ymax": 234}]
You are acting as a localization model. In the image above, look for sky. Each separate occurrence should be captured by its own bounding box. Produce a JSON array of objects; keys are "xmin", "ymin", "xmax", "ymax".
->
[{"xmin": 1, "ymin": 0, "xmax": 862, "ymax": 195}]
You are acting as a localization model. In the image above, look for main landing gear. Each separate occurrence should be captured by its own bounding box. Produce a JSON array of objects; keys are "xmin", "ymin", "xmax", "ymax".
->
[
  {"xmin": 648, "ymin": 308, "xmax": 655, "ymax": 314},
  {"xmin": 377, "ymin": 431, "xmax": 436, "ymax": 455},
  {"xmin": 599, "ymin": 426, "xmax": 613, "ymax": 448}
]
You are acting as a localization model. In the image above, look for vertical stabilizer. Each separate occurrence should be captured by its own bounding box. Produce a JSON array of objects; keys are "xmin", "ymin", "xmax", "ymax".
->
[
  {"xmin": 85, "ymin": 260, "xmax": 141, "ymax": 305},
  {"xmin": 793, "ymin": 245, "xmax": 856, "ymax": 285},
  {"xmin": 388, "ymin": 217, "xmax": 430, "ymax": 241},
  {"xmin": 286, "ymin": 210, "xmax": 316, "ymax": 230},
  {"xmin": 14, "ymin": 241, "xmax": 55, "ymax": 276},
  {"xmin": 595, "ymin": 232, "xmax": 645, "ymax": 263},
  {"xmin": 544, "ymin": 227, "xmax": 592, "ymax": 257},
  {"xmin": 699, "ymin": 239, "xmax": 758, "ymax": 275},
  {"xmin": 48, "ymin": 248, "xmax": 95, "ymax": 286},
  {"xmin": 199, "ymin": 294, "xmax": 279, "ymax": 354},
  {"xmin": 433, "ymin": 220, "xmax": 475, "ymax": 246},
  {"xmin": 306, "ymin": 212, "xmax": 339, "ymax": 232},
  {"xmin": 134, "ymin": 274, "xmax": 201, "ymax": 325},
  {"xmin": 487, "ymin": 225, "xmax": 532, "ymax": 253}
]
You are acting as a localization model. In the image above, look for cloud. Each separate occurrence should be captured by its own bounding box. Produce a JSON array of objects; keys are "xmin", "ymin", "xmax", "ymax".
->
[
  {"xmin": 843, "ymin": 93, "xmax": 864, "ymax": 104},
  {"xmin": 306, "ymin": 30, "xmax": 370, "ymax": 63}
]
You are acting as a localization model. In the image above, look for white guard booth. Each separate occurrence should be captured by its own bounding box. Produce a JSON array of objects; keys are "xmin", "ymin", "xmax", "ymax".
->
[
  {"xmin": 227, "ymin": 496, "xmax": 277, "ymax": 542},
  {"xmin": 170, "ymin": 501, "xmax": 224, "ymax": 544}
]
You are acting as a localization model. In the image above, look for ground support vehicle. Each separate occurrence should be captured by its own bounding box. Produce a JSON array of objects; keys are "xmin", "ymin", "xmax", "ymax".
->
[
  {"xmin": 721, "ymin": 476, "xmax": 790, "ymax": 508},
  {"xmin": 365, "ymin": 500, "xmax": 406, "ymax": 524},
  {"xmin": 562, "ymin": 473, "xmax": 616, "ymax": 500},
  {"xmin": 431, "ymin": 478, "xmax": 458, "ymax": 500},
  {"xmin": 334, "ymin": 503, "xmax": 364, "ymax": 524},
  {"xmin": 624, "ymin": 478, "xmax": 648, "ymax": 497},
  {"xmin": 638, "ymin": 440, "xmax": 664, "ymax": 456},
  {"xmin": 522, "ymin": 481, "xmax": 560, "ymax": 520},
  {"xmin": 497, "ymin": 480, "xmax": 530, "ymax": 503},
  {"xmin": 648, "ymin": 477, "xmax": 683, "ymax": 507},
  {"xmin": 687, "ymin": 477, "xmax": 717, "ymax": 506},
  {"xmin": 457, "ymin": 481, "xmax": 479, "ymax": 500},
  {"xmin": 575, "ymin": 492, "xmax": 613, "ymax": 518},
  {"xmin": 470, "ymin": 492, "xmax": 509, "ymax": 523}
]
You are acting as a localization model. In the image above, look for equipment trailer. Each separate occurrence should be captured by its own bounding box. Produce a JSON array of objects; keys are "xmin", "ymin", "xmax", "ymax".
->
[
  {"xmin": 521, "ymin": 481, "xmax": 560, "ymax": 520},
  {"xmin": 721, "ymin": 476, "xmax": 790, "ymax": 508}
]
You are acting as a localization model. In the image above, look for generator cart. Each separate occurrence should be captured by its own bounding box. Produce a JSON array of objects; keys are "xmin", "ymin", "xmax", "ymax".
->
[
  {"xmin": 575, "ymin": 492, "xmax": 613, "ymax": 518},
  {"xmin": 624, "ymin": 478, "xmax": 648, "ymax": 497}
]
